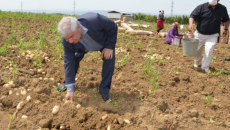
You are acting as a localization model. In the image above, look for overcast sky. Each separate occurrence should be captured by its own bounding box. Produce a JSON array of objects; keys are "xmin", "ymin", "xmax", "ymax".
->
[{"xmin": 0, "ymin": 0, "xmax": 230, "ymax": 15}]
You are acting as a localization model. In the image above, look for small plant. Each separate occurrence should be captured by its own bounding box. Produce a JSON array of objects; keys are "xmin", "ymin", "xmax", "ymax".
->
[
  {"xmin": 177, "ymin": 66, "xmax": 182, "ymax": 71},
  {"xmin": 93, "ymin": 94, "xmax": 97, "ymax": 98},
  {"xmin": 32, "ymin": 51, "xmax": 42, "ymax": 73},
  {"xmin": 106, "ymin": 99, "xmax": 125, "ymax": 108},
  {"xmin": 221, "ymin": 48, "xmax": 226, "ymax": 53},
  {"xmin": 175, "ymin": 47, "xmax": 180, "ymax": 54},
  {"xmin": 82, "ymin": 67, "xmax": 87, "ymax": 71},
  {"xmin": 142, "ymin": 58, "xmax": 160, "ymax": 100},
  {"xmin": 218, "ymin": 84, "xmax": 224, "ymax": 88},
  {"xmin": 211, "ymin": 56, "xmax": 217, "ymax": 63},
  {"xmin": 126, "ymin": 42, "xmax": 133, "ymax": 49},
  {"xmin": 0, "ymin": 47, "xmax": 9, "ymax": 56},
  {"xmin": 203, "ymin": 95, "xmax": 213, "ymax": 104},
  {"xmin": 209, "ymin": 68, "xmax": 229, "ymax": 76},
  {"xmin": 74, "ymin": 94, "xmax": 79, "ymax": 102},
  {"xmin": 210, "ymin": 118, "xmax": 215, "ymax": 123},
  {"xmin": 186, "ymin": 103, "xmax": 194, "ymax": 107},
  {"xmin": 116, "ymin": 54, "xmax": 130, "ymax": 66},
  {"xmin": 7, "ymin": 110, "xmax": 18, "ymax": 130},
  {"xmin": 138, "ymin": 96, "xmax": 144, "ymax": 101},
  {"xmin": 53, "ymin": 86, "xmax": 60, "ymax": 92},
  {"xmin": 138, "ymin": 40, "xmax": 143, "ymax": 49},
  {"xmin": 10, "ymin": 64, "xmax": 20, "ymax": 80},
  {"xmin": 4, "ymin": 78, "xmax": 11, "ymax": 84}
]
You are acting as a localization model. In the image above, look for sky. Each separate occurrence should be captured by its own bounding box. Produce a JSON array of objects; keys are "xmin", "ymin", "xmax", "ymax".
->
[{"xmin": 0, "ymin": 0, "xmax": 230, "ymax": 16}]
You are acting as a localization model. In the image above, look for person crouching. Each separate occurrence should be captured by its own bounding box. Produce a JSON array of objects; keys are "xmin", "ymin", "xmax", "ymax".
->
[{"xmin": 166, "ymin": 22, "xmax": 184, "ymax": 45}]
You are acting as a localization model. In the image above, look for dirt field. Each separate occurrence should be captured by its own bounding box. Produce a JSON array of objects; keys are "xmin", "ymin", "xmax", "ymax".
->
[{"xmin": 1, "ymin": 18, "xmax": 230, "ymax": 130}]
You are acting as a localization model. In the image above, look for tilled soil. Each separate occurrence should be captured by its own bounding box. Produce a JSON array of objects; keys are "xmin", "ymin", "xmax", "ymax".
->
[{"xmin": 1, "ymin": 18, "xmax": 230, "ymax": 130}]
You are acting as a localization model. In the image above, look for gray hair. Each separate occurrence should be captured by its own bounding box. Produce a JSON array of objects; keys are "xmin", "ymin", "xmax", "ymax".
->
[{"xmin": 57, "ymin": 17, "xmax": 79, "ymax": 38}]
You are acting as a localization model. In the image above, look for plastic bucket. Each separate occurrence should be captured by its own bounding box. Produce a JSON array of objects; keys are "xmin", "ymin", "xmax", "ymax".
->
[
  {"xmin": 183, "ymin": 38, "xmax": 199, "ymax": 56},
  {"xmin": 172, "ymin": 38, "xmax": 180, "ymax": 46}
]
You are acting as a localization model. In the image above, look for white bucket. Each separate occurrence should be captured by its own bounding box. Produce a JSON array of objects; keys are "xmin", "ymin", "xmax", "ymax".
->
[
  {"xmin": 172, "ymin": 38, "xmax": 180, "ymax": 46},
  {"xmin": 183, "ymin": 38, "xmax": 199, "ymax": 56}
]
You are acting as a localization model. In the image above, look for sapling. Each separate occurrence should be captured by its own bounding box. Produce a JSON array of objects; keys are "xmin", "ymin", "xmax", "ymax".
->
[
  {"xmin": 10, "ymin": 64, "xmax": 20, "ymax": 80},
  {"xmin": 203, "ymin": 95, "xmax": 213, "ymax": 104},
  {"xmin": 7, "ymin": 110, "xmax": 18, "ymax": 130},
  {"xmin": 218, "ymin": 84, "xmax": 224, "ymax": 88}
]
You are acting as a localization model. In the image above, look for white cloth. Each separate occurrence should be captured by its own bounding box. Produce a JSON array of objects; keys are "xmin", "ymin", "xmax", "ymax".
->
[
  {"xmin": 194, "ymin": 31, "xmax": 219, "ymax": 72},
  {"xmin": 209, "ymin": 0, "xmax": 217, "ymax": 6}
]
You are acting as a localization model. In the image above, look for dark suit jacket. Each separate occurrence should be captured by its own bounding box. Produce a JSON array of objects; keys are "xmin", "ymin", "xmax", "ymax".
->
[{"xmin": 61, "ymin": 12, "xmax": 117, "ymax": 51}]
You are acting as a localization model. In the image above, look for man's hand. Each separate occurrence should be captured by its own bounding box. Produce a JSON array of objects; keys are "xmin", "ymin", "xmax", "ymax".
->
[
  {"xmin": 188, "ymin": 24, "xmax": 194, "ymax": 32},
  {"xmin": 222, "ymin": 30, "xmax": 228, "ymax": 37},
  {"xmin": 188, "ymin": 18, "xmax": 195, "ymax": 32},
  {"xmin": 65, "ymin": 92, "xmax": 74, "ymax": 103},
  {"xmin": 101, "ymin": 48, "xmax": 113, "ymax": 60}
]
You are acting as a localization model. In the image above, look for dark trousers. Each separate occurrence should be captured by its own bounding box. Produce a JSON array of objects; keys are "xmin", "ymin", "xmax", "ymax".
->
[
  {"xmin": 157, "ymin": 28, "xmax": 163, "ymax": 33},
  {"xmin": 62, "ymin": 42, "xmax": 115, "ymax": 93}
]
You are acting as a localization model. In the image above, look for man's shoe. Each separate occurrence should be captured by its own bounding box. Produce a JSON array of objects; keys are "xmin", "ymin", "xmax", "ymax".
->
[
  {"xmin": 100, "ymin": 93, "xmax": 112, "ymax": 102},
  {"xmin": 57, "ymin": 84, "xmax": 67, "ymax": 92},
  {"xmin": 194, "ymin": 61, "xmax": 199, "ymax": 68},
  {"xmin": 225, "ymin": 58, "xmax": 230, "ymax": 61}
]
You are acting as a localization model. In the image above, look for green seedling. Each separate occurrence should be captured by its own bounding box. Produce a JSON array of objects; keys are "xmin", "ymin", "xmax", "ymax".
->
[
  {"xmin": 0, "ymin": 47, "xmax": 9, "ymax": 56},
  {"xmin": 177, "ymin": 66, "xmax": 181, "ymax": 71},
  {"xmin": 10, "ymin": 64, "xmax": 20, "ymax": 80},
  {"xmin": 142, "ymin": 58, "xmax": 160, "ymax": 100},
  {"xmin": 186, "ymin": 103, "xmax": 194, "ymax": 107},
  {"xmin": 221, "ymin": 48, "xmax": 226, "ymax": 53},
  {"xmin": 211, "ymin": 56, "xmax": 216, "ymax": 63},
  {"xmin": 4, "ymin": 78, "xmax": 11, "ymax": 84},
  {"xmin": 116, "ymin": 54, "xmax": 130, "ymax": 66},
  {"xmin": 203, "ymin": 95, "xmax": 213, "ymax": 104},
  {"xmin": 93, "ymin": 94, "xmax": 97, "ymax": 98},
  {"xmin": 209, "ymin": 68, "xmax": 229, "ymax": 76},
  {"xmin": 138, "ymin": 96, "xmax": 144, "ymax": 101},
  {"xmin": 74, "ymin": 94, "xmax": 79, "ymax": 102},
  {"xmin": 210, "ymin": 118, "xmax": 215, "ymax": 123},
  {"xmin": 218, "ymin": 84, "xmax": 224, "ymax": 88},
  {"xmin": 82, "ymin": 67, "xmax": 87, "ymax": 71},
  {"xmin": 112, "ymin": 101, "xmax": 120, "ymax": 108},
  {"xmin": 53, "ymin": 86, "xmax": 60, "ymax": 92},
  {"xmin": 138, "ymin": 40, "xmax": 143, "ymax": 49},
  {"xmin": 175, "ymin": 47, "xmax": 180, "ymax": 54},
  {"xmin": 7, "ymin": 110, "xmax": 18, "ymax": 130}
]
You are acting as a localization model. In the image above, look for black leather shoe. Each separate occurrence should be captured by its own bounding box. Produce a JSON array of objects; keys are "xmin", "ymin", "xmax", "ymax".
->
[
  {"xmin": 225, "ymin": 58, "xmax": 230, "ymax": 61},
  {"xmin": 57, "ymin": 84, "xmax": 67, "ymax": 91},
  {"xmin": 100, "ymin": 93, "xmax": 112, "ymax": 102}
]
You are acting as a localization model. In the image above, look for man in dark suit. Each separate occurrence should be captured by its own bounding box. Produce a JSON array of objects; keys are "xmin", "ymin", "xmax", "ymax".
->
[{"xmin": 57, "ymin": 13, "xmax": 117, "ymax": 102}]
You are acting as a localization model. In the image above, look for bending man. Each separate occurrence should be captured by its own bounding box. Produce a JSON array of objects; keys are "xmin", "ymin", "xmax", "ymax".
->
[{"xmin": 57, "ymin": 13, "xmax": 117, "ymax": 102}]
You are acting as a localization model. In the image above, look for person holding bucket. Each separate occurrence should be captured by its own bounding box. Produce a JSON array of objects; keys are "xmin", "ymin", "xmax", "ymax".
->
[
  {"xmin": 166, "ymin": 22, "xmax": 184, "ymax": 45},
  {"xmin": 189, "ymin": 0, "xmax": 229, "ymax": 73},
  {"xmin": 156, "ymin": 10, "xmax": 165, "ymax": 35}
]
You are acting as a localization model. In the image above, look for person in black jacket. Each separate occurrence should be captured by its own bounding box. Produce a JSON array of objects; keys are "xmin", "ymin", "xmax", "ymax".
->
[{"xmin": 189, "ymin": 0, "xmax": 229, "ymax": 72}]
